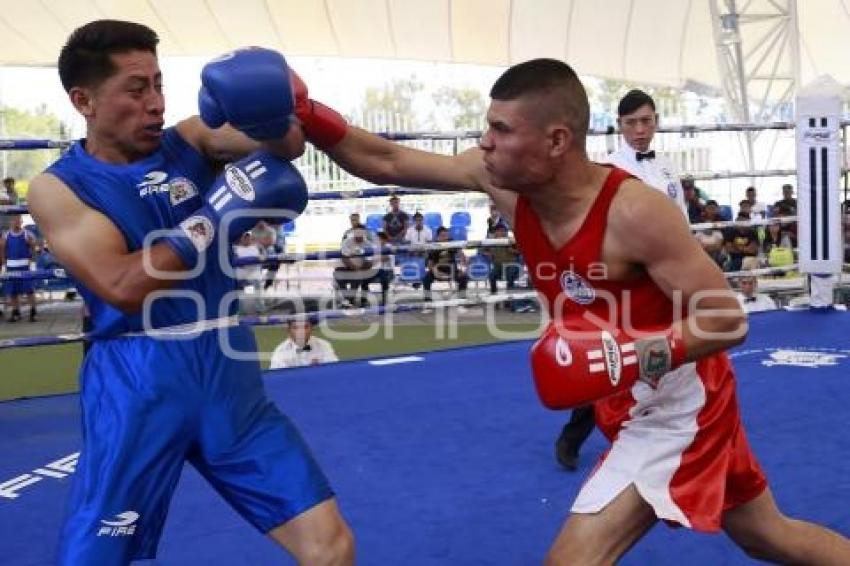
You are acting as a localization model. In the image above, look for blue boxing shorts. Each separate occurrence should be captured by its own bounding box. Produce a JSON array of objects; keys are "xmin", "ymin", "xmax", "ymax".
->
[
  {"xmin": 3, "ymin": 267, "xmax": 35, "ymax": 296},
  {"xmin": 58, "ymin": 325, "xmax": 333, "ymax": 565}
]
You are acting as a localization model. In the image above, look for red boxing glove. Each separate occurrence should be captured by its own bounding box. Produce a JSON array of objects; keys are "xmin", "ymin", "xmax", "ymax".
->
[
  {"xmin": 529, "ymin": 320, "xmax": 686, "ymax": 410},
  {"xmin": 290, "ymin": 69, "xmax": 348, "ymax": 149}
]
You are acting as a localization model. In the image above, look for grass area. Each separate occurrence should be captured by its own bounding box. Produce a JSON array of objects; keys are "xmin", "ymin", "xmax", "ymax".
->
[{"xmin": 0, "ymin": 322, "xmax": 539, "ymax": 401}]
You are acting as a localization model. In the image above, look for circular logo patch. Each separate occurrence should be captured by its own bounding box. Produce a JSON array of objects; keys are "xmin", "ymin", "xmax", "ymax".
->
[{"xmin": 560, "ymin": 270, "xmax": 596, "ymax": 305}]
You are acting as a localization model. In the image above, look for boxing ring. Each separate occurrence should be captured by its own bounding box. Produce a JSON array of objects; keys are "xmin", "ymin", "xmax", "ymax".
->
[
  {"xmin": 1, "ymin": 116, "xmax": 850, "ymax": 564},
  {"xmin": 1, "ymin": 309, "xmax": 848, "ymax": 565}
]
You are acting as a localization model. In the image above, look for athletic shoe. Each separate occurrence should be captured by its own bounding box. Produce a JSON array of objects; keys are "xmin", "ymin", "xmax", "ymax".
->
[{"xmin": 555, "ymin": 434, "xmax": 579, "ymax": 471}]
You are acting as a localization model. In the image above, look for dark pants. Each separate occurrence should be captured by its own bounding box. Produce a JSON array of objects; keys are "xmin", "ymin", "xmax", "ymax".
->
[
  {"xmin": 489, "ymin": 262, "xmax": 520, "ymax": 294},
  {"xmin": 333, "ymin": 267, "xmax": 373, "ymax": 306},
  {"xmin": 369, "ymin": 269, "xmax": 393, "ymax": 305},
  {"xmin": 423, "ymin": 268, "xmax": 468, "ymax": 300},
  {"xmin": 262, "ymin": 244, "xmax": 284, "ymax": 289}
]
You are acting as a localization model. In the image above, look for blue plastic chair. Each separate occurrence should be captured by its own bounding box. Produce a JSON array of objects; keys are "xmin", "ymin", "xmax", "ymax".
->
[
  {"xmin": 467, "ymin": 255, "xmax": 492, "ymax": 281},
  {"xmin": 365, "ymin": 214, "xmax": 384, "ymax": 232},
  {"xmin": 397, "ymin": 257, "xmax": 426, "ymax": 283},
  {"xmin": 718, "ymin": 205, "xmax": 733, "ymax": 221},
  {"xmin": 449, "ymin": 211, "xmax": 472, "ymax": 228},
  {"xmin": 448, "ymin": 226, "xmax": 468, "ymax": 242},
  {"xmin": 424, "ymin": 212, "xmax": 443, "ymax": 231}
]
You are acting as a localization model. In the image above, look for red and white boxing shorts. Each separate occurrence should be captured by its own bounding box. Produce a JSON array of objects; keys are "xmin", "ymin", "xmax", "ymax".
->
[{"xmin": 572, "ymin": 353, "xmax": 767, "ymax": 532}]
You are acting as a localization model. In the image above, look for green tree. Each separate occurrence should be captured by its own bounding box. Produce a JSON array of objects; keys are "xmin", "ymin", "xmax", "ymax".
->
[
  {"xmin": 594, "ymin": 78, "xmax": 637, "ymax": 116},
  {"xmin": 359, "ymin": 76, "xmax": 424, "ymax": 131},
  {"xmin": 591, "ymin": 79, "xmax": 683, "ymax": 119},
  {"xmin": 0, "ymin": 104, "xmax": 68, "ymax": 190},
  {"xmin": 432, "ymin": 86, "xmax": 486, "ymax": 130}
]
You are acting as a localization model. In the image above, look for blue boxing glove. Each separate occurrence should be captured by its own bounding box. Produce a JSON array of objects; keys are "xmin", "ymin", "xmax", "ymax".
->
[
  {"xmin": 162, "ymin": 151, "xmax": 307, "ymax": 269},
  {"xmin": 198, "ymin": 47, "xmax": 294, "ymax": 140}
]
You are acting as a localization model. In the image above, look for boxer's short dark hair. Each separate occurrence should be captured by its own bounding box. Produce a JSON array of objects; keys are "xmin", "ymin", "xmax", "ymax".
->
[
  {"xmin": 59, "ymin": 20, "xmax": 159, "ymax": 92},
  {"xmin": 491, "ymin": 58, "xmax": 589, "ymax": 148}
]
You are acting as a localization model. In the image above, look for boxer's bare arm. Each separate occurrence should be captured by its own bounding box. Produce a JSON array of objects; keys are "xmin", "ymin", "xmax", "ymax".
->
[
  {"xmin": 325, "ymin": 127, "xmax": 519, "ymax": 225},
  {"xmin": 27, "ymin": 173, "xmax": 184, "ymax": 313},
  {"xmin": 176, "ymin": 116, "xmax": 304, "ymax": 167},
  {"xmin": 611, "ymin": 180, "xmax": 747, "ymax": 360},
  {"xmin": 327, "ymin": 126, "xmax": 483, "ymax": 190}
]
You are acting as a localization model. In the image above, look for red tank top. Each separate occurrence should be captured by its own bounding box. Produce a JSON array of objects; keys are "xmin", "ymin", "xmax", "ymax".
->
[{"xmin": 513, "ymin": 166, "xmax": 674, "ymax": 328}]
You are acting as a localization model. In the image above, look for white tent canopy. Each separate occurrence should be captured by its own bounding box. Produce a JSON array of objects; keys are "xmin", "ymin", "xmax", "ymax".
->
[{"xmin": 0, "ymin": 0, "xmax": 847, "ymax": 117}]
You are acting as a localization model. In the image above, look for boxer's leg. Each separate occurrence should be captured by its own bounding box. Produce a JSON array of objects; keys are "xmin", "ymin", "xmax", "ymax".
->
[{"xmin": 546, "ymin": 484, "xmax": 657, "ymax": 565}]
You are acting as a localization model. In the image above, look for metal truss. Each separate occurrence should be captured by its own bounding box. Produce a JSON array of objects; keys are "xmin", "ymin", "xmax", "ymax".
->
[{"xmin": 709, "ymin": 0, "xmax": 801, "ymax": 170}]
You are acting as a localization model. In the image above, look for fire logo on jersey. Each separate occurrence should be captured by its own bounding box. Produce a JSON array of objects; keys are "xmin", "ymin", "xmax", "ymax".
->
[{"xmin": 560, "ymin": 270, "xmax": 596, "ymax": 305}]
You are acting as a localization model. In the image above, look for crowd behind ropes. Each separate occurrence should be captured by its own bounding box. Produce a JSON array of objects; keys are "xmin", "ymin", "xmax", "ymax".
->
[{"xmin": 3, "ymin": 167, "xmax": 850, "ymax": 322}]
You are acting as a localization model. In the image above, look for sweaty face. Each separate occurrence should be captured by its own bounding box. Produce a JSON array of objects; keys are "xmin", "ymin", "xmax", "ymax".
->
[
  {"xmin": 78, "ymin": 50, "xmax": 165, "ymax": 162},
  {"xmin": 479, "ymin": 99, "xmax": 554, "ymax": 192},
  {"xmin": 618, "ymin": 104, "xmax": 657, "ymax": 153}
]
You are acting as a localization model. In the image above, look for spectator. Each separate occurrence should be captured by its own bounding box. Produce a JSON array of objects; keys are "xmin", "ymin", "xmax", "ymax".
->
[
  {"xmin": 486, "ymin": 203, "xmax": 510, "ymax": 236},
  {"xmin": 343, "ymin": 212, "xmax": 374, "ymax": 242},
  {"xmin": 36, "ymin": 241, "xmax": 77, "ymax": 301},
  {"xmin": 1, "ymin": 177, "xmax": 18, "ymax": 204},
  {"xmin": 761, "ymin": 221, "xmax": 795, "ymax": 269},
  {"xmin": 737, "ymin": 199, "xmax": 753, "ymax": 219},
  {"xmin": 382, "ymin": 195, "xmax": 409, "ymax": 244},
  {"xmin": 481, "ymin": 224, "xmax": 521, "ymax": 299},
  {"xmin": 773, "ymin": 183, "xmax": 797, "ymax": 215},
  {"xmin": 232, "ymin": 231, "xmax": 262, "ymax": 290},
  {"xmin": 744, "ymin": 186, "xmax": 768, "ymax": 219},
  {"xmin": 761, "ymin": 221, "xmax": 794, "ymax": 254},
  {"xmin": 694, "ymin": 200, "xmax": 727, "ymax": 268},
  {"xmin": 253, "ymin": 220, "xmax": 283, "ymax": 290},
  {"xmin": 735, "ymin": 276, "xmax": 777, "ymax": 313},
  {"xmin": 404, "ymin": 212, "xmax": 433, "ymax": 245},
  {"xmin": 369, "ymin": 231, "xmax": 394, "ymax": 306},
  {"xmin": 269, "ymin": 318, "xmax": 339, "ymax": 369},
  {"xmin": 0, "ymin": 177, "xmax": 17, "ymax": 233},
  {"xmin": 604, "ymin": 89, "xmax": 687, "ymax": 217},
  {"xmin": 682, "ymin": 177, "xmax": 704, "ymax": 224},
  {"xmin": 423, "ymin": 226, "xmax": 468, "ymax": 301},
  {"xmin": 334, "ymin": 224, "xmax": 375, "ymax": 307},
  {"xmin": 771, "ymin": 204, "xmax": 798, "ymax": 247},
  {"xmin": 0, "ymin": 214, "xmax": 38, "ymax": 321},
  {"xmin": 843, "ymin": 200, "xmax": 850, "ymax": 263},
  {"xmin": 723, "ymin": 212, "xmax": 760, "ymax": 272}
]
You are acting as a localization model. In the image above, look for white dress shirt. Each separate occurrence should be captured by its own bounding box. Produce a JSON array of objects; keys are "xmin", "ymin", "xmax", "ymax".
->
[
  {"xmin": 233, "ymin": 243, "xmax": 262, "ymax": 285},
  {"xmin": 269, "ymin": 336, "xmax": 339, "ymax": 369},
  {"xmin": 749, "ymin": 201, "xmax": 768, "ymax": 219},
  {"xmin": 404, "ymin": 225, "xmax": 433, "ymax": 244},
  {"xmin": 736, "ymin": 292, "xmax": 778, "ymax": 313},
  {"xmin": 604, "ymin": 145, "xmax": 688, "ymax": 218}
]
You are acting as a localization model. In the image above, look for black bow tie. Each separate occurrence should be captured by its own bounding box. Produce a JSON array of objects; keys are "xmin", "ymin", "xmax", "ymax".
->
[
  {"xmin": 744, "ymin": 297, "xmax": 757, "ymax": 303},
  {"xmin": 297, "ymin": 344, "xmax": 312, "ymax": 353},
  {"xmin": 636, "ymin": 151, "xmax": 655, "ymax": 161}
]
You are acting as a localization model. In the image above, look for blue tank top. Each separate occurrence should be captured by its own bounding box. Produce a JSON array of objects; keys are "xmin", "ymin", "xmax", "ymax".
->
[
  {"xmin": 4, "ymin": 229, "xmax": 32, "ymax": 267},
  {"xmin": 46, "ymin": 127, "xmax": 237, "ymax": 338}
]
